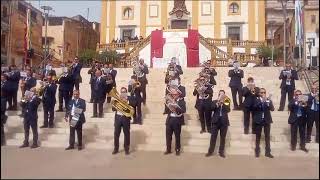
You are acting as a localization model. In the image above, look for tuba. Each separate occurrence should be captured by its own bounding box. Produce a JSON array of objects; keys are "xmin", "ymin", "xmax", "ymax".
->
[{"xmin": 109, "ymin": 88, "xmax": 135, "ymax": 118}]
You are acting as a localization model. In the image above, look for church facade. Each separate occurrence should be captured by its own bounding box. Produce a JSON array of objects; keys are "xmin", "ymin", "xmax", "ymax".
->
[{"xmin": 100, "ymin": 0, "xmax": 265, "ymax": 44}]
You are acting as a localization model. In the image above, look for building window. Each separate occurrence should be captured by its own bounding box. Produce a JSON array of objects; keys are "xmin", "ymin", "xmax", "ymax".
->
[
  {"xmin": 311, "ymin": 15, "xmax": 316, "ymax": 24},
  {"xmin": 122, "ymin": 6, "xmax": 134, "ymax": 20},
  {"xmin": 31, "ymin": 10, "xmax": 37, "ymax": 22},
  {"xmin": 149, "ymin": 4, "xmax": 158, "ymax": 18},
  {"xmin": 2, "ymin": 6, "xmax": 8, "ymax": 17},
  {"xmin": 227, "ymin": 26, "xmax": 241, "ymax": 40},
  {"xmin": 121, "ymin": 29, "xmax": 134, "ymax": 40},
  {"xmin": 18, "ymin": 2, "xmax": 27, "ymax": 15},
  {"xmin": 229, "ymin": 2, "xmax": 240, "ymax": 14},
  {"xmin": 201, "ymin": 2, "xmax": 211, "ymax": 16}
]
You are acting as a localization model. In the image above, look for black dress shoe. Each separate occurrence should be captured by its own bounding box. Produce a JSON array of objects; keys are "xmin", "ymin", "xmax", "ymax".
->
[
  {"xmin": 78, "ymin": 146, "xmax": 83, "ymax": 151},
  {"xmin": 19, "ymin": 144, "xmax": 29, "ymax": 148},
  {"xmin": 265, "ymin": 153, "xmax": 274, "ymax": 158},
  {"xmin": 164, "ymin": 151, "xmax": 172, "ymax": 155},
  {"xmin": 219, "ymin": 153, "xmax": 226, "ymax": 158},
  {"xmin": 49, "ymin": 124, "xmax": 54, "ymax": 128},
  {"xmin": 56, "ymin": 109, "xmax": 63, "ymax": 112},
  {"xmin": 205, "ymin": 152, "xmax": 213, "ymax": 157},
  {"xmin": 65, "ymin": 146, "xmax": 74, "ymax": 150},
  {"xmin": 291, "ymin": 146, "xmax": 296, "ymax": 151},
  {"xmin": 112, "ymin": 150, "xmax": 119, "ymax": 155},
  {"xmin": 255, "ymin": 152, "xmax": 260, "ymax": 157},
  {"xmin": 30, "ymin": 144, "xmax": 39, "ymax": 148},
  {"xmin": 40, "ymin": 125, "xmax": 48, "ymax": 128},
  {"xmin": 176, "ymin": 150, "xmax": 180, "ymax": 156},
  {"xmin": 125, "ymin": 150, "xmax": 130, "ymax": 155},
  {"xmin": 300, "ymin": 147, "xmax": 309, "ymax": 153},
  {"xmin": 200, "ymin": 130, "xmax": 206, "ymax": 134},
  {"xmin": 244, "ymin": 130, "xmax": 249, "ymax": 135}
]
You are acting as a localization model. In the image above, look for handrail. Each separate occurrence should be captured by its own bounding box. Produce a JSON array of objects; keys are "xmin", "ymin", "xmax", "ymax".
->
[{"xmin": 298, "ymin": 68, "xmax": 319, "ymax": 93}]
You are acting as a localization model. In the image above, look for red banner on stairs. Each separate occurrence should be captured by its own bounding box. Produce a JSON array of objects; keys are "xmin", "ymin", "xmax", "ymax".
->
[
  {"xmin": 184, "ymin": 29, "xmax": 199, "ymax": 67},
  {"xmin": 150, "ymin": 29, "xmax": 166, "ymax": 67}
]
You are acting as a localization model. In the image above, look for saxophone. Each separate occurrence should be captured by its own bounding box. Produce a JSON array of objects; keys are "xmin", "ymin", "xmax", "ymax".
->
[{"xmin": 109, "ymin": 88, "xmax": 135, "ymax": 118}]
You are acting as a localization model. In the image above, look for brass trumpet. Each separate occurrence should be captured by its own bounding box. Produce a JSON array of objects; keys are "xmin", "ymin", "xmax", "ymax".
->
[{"xmin": 217, "ymin": 94, "xmax": 231, "ymax": 106}]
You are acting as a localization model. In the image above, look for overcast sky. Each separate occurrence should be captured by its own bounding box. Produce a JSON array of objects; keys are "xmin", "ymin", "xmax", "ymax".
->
[{"xmin": 29, "ymin": 0, "xmax": 101, "ymax": 22}]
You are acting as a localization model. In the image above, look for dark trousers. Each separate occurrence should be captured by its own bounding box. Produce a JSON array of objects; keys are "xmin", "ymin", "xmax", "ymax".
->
[
  {"xmin": 93, "ymin": 101, "xmax": 103, "ymax": 116},
  {"xmin": 90, "ymin": 84, "xmax": 94, "ymax": 101},
  {"xmin": 133, "ymin": 103, "xmax": 142, "ymax": 123},
  {"xmin": 208, "ymin": 124, "xmax": 228, "ymax": 154},
  {"xmin": 255, "ymin": 123, "xmax": 271, "ymax": 154},
  {"xmin": 114, "ymin": 115, "xmax": 130, "ymax": 151},
  {"xmin": 69, "ymin": 123, "xmax": 83, "ymax": 147},
  {"xmin": 23, "ymin": 119, "xmax": 38, "ymax": 145},
  {"xmin": 279, "ymin": 88, "xmax": 294, "ymax": 110},
  {"xmin": 1, "ymin": 123, "xmax": 4, "ymax": 145},
  {"xmin": 43, "ymin": 105, "xmax": 55, "ymax": 126},
  {"xmin": 166, "ymin": 117, "xmax": 182, "ymax": 152},
  {"xmin": 306, "ymin": 111, "xmax": 319, "ymax": 143},
  {"xmin": 230, "ymin": 86, "xmax": 243, "ymax": 108},
  {"xmin": 7, "ymin": 89, "xmax": 18, "ymax": 109},
  {"xmin": 58, "ymin": 90, "xmax": 71, "ymax": 110},
  {"xmin": 74, "ymin": 79, "xmax": 80, "ymax": 91},
  {"xmin": 141, "ymin": 84, "xmax": 147, "ymax": 103},
  {"xmin": 290, "ymin": 120, "xmax": 307, "ymax": 149},
  {"xmin": 243, "ymin": 108, "xmax": 256, "ymax": 133},
  {"xmin": 198, "ymin": 109, "xmax": 212, "ymax": 132}
]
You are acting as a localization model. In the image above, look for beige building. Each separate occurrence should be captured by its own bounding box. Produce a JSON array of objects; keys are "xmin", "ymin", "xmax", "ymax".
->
[
  {"xmin": 45, "ymin": 15, "xmax": 100, "ymax": 64},
  {"xmin": 100, "ymin": 0, "xmax": 266, "ymax": 44}
]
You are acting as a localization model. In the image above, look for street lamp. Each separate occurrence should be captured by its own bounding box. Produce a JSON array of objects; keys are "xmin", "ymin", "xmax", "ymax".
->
[{"xmin": 41, "ymin": 5, "xmax": 53, "ymax": 63}]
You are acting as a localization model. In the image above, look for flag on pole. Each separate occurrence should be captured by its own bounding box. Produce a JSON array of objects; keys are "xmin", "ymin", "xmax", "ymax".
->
[
  {"xmin": 26, "ymin": 7, "xmax": 32, "ymax": 50},
  {"xmin": 295, "ymin": 0, "xmax": 304, "ymax": 45}
]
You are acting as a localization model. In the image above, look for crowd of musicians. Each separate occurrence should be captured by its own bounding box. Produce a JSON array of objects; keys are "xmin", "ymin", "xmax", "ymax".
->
[{"xmin": 1, "ymin": 56, "xmax": 319, "ymax": 158}]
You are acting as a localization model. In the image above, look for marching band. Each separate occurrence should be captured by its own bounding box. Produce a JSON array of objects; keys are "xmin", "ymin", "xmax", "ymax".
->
[{"xmin": 0, "ymin": 56, "xmax": 318, "ymax": 159}]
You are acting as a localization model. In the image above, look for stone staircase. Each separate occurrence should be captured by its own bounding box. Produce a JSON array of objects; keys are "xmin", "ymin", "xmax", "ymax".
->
[{"xmin": 4, "ymin": 67, "xmax": 319, "ymax": 157}]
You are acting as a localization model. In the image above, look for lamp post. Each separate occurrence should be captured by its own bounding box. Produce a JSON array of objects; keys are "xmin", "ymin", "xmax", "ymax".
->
[
  {"xmin": 280, "ymin": 0, "xmax": 289, "ymax": 65},
  {"xmin": 41, "ymin": 6, "xmax": 53, "ymax": 63},
  {"xmin": 270, "ymin": 20, "xmax": 276, "ymax": 66}
]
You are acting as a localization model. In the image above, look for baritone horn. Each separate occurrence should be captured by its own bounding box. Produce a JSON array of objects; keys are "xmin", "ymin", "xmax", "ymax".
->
[{"xmin": 109, "ymin": 88, "xmax": 135, "ymax": 118}]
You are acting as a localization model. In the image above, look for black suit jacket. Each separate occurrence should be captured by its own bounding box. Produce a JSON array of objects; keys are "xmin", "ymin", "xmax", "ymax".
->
[
  {"xmin": 211, "ymin": 100, "xmax": 230, "ymax": 126},
  {"xmin": 228, "ymin": 69, "xmax": 244, "ymax": 87},
  {"xmin": 306, "ymin": 93, "xmax": 319, "ymax": 113},
  {"xmin": 109, "ymin": 69, "xmax": 117, "ymax": 87},
  {"xmin": 279, "ymin": 69, "xmax": 298, "ymax": 90},
  {"xmin": 66, "ymin": 98, "xmax": 86, "ymax": 124},
  {"xmin": 288, "ymin": 99, "xmax": 307, "ymax": 124},
  {"xmin": 128, "ymin": 84, "xmax": 143, "ymax": 106},
  {"xmin": 242, "ymin": 86, "xmax": 260, "ymax": 109},
  {"xmin": 7, "ymin": 71, "xmax": 20, "ymax": 90},
  {"xmin": 58, "ymin": 74, "xmax": 74, "ymax": 91},
  {"xmin": 92, "ymin": 77, "xmax": 107, "ymax": 102},
  {"xmin": 164, "ymin": 99, "xmax": 186, "ymax": 125},
  {"xmin": 193, "ymin": 85, "xmax": 213, "ymax": 110},
  {"xmin": 71, "ymin": 63, "xmax": 82, "ymax": 80},
  {"xmin": 252, "ymin": 98, "xmax": 274, "ymax": 125},
  {"xmin": 24, "ymin": 77, "xmax": 37, "ymax": 91},
  {"xmin": 1, "ymin": 80, "xmax": 11, "ymax": 96},
  {"xmin": 42, "ymin": 83, "xmax": 57, "ymax": 106},
  {"xmin": 22, "ymin": 96, "xmax": 41, "ymax": 122}
]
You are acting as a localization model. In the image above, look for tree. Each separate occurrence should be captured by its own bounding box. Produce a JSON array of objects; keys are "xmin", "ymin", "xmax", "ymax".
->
[
  {"xmin": 96, "ymin": 50, "xmax": 120, "ymax": 65},
  {"xmin": 256, "ymin": 45, "xmax": 280, "ymax": 61},
  {"xmin": 78, "ymin": 49, "xmax": 97, "ymax": 66}
]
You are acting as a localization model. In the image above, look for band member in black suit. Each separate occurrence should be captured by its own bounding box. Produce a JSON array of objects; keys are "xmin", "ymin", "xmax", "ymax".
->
[
  {"xmin": 106, "ymin": 63, "xmax": 117, "ymax": 103},
  {"xmin": 306, "ymin": 85, "xmax": 319, "ymax": 143},
  {"xmin": 252, "ymin": 88, "xmax": 274, "ymax": 158},
  {"xmin": 42, "ymin": 62, "xmax": 56, "ymax": 80},
  {"xmin": 65, "ymin": 90, "xmax": 86, "ymax": 150},
  {"xmin": 170, "ymin": 57, "xmax": 183, "ymax": 76},
  {"xmin": 228, "ymin": 60, "xmax": 244, "ymax": 110},
  {"xmin": 71, "ymin": 57, "xmax": 82, "ymax": 91},
  {"xmin": 112, "ymin": 87, "xmax": 133, "ymax": 155},
  {"xmin": 6, "ymin": 65, "xmax": 20, "ymax": 110},
  {"xmin": 278, "ymin": 63, "xmax": 299, "ymax": 111},
  {"xmin": 288, "ymin": 90, "xmax": 308, "ymax": 152},
  {"xmin": 56, "ymin": 67, "xmax": 74, "ymax": 112},
  {"xmin": 242, "ymin": 77, "xmax": 260, "ymax": 134},
  {"xmin": 128, "ymin": 75, "xmax": 143, "ymax": 125},
  {"xmin": 19, "ymin": 70, "xmax": 37, "ymax": 117},
  {"xmin": 20, "ymin": 87, "xmax": 41, "ymax": 148},
  {"xmin": 1, "ymin": 83, "xmax": 8, "ymax": 146},
  {"xmin": 92, "ymin": 70, "xmax": 108, "ymax": 118},
  {"xmin": 193, "ymin": 76, "xmax": 213, "ymax": 133},
  {"xmin": 202, "ymin": 60, "xmax": 217, "ymax": 87},
  {"xmin": 40, "ymin": 76, "xmax": 57, "ymax": 128},
  {"xmin": 88, "ymin": 61, "xmax": 101, "ymax": 103},
  {"xmin": 206, "ymin": 90, "xmax": 230, "ymax": 158},
  {"xmin": 164, "ymin": 89, "xmax": 186, "ymax": 156},
  {"xmin": 134, "ymin": 58, "xmax": 149, "ymax": 104}
]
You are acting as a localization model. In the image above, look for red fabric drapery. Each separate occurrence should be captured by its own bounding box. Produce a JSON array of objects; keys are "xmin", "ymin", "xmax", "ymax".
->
[
  {"xmin": 184, "ymin": 29, "xmax": 199, "ymax": 67},
  {"xmin": 150, "ymin": 29, "xmax": 165, "ymax": 67}
]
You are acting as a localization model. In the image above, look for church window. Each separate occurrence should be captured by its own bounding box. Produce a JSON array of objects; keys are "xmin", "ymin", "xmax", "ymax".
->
[
  {"xmin": 229, "ymin": 2, "xmax": 239, "ymax": 14},
  {"xmin": 122, "ymin": 7, "xmax": 134, "ymax": 20}
]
